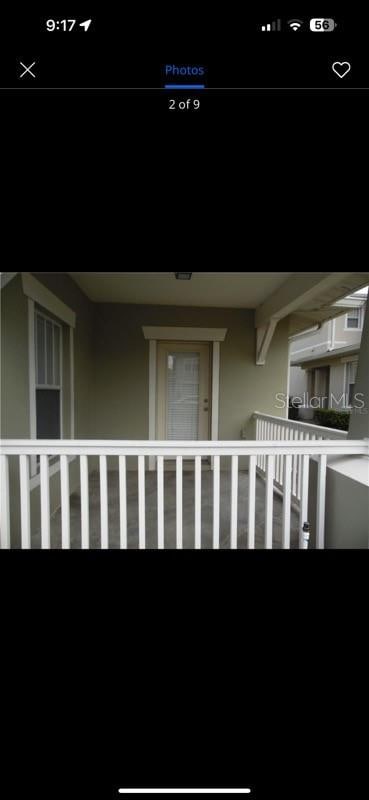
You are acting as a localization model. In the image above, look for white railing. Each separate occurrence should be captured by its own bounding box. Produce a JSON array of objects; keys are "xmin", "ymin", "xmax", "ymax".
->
[
  {"xmin": 1, "ymin": 438, "xmax": 367, "ymax": 551},
  {"xmin": 254, "ymin": 412, "xmax": 348, "ymax": 504}
]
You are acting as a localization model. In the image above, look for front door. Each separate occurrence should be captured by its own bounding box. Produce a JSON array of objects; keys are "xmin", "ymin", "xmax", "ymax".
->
[{"xmin": 157, "ymin": 342, "xmax": 210, "ymax": 441}]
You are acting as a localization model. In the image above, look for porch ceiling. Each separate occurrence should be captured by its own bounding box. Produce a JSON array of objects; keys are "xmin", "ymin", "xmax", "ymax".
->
[
  {"xmin": 68, "ymin": 272, "xmax": 293, "ymax": 308},
  {"xmin": 68, "ymin": 272, "xmax": 368, "ymax": 322}
]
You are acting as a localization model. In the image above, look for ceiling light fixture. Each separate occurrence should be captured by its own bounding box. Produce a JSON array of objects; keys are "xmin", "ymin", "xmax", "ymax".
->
[{"xmin": 174, "ymin": 272, "xmax": 193, "ymax": 281}]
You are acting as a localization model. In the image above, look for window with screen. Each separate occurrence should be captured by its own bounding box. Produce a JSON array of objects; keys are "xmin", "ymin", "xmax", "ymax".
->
[
  {"xmin": 346, "ymin": 308, "xmax": 362, "ymax": 329},
  {"xmin": 35, "ymin": 311, "xmax": 62, "ymax": 439}
]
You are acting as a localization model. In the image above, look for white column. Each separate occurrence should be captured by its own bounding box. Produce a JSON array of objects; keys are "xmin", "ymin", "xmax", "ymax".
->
[
  {"xmin": 348, "ymin": 303, "xmax": 369, "ymax": 439},
  {"xmin": 70, "ymin": 327, "xmax": 75, "ymax": 438},
  {"xmin": 28, "ymin": 298, "xmax": 37, "ymax": 476},
  {"xmin": 148, "ymin": 340, "xmax": 157, "ymax": 471}
]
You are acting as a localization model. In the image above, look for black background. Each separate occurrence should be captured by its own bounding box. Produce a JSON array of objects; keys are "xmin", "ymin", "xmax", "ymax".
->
[
  {"xmin": 1, "ymin": 4, "xmax": 368, "ymax": 799},
  {"xmin": 1, "ymin": 551, "xmax": 367, "ymax": 798}
]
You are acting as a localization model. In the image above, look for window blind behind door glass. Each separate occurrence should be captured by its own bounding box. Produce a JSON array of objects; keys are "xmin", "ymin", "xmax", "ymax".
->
[{"xmin": 167, "ymin": 352, "xmax": 200, "ymax": 440}]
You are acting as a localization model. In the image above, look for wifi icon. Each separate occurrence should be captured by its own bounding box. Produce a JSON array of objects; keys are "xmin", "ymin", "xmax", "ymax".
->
[{"xmin": 288, "ymin": 19, "xmax": 304, "ymax": 31}]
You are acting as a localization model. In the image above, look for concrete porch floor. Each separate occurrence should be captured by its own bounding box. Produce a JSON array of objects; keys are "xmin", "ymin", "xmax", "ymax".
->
[{"xmin": 34, "ymin": 469, "xmax": 300, "ymax": 549}]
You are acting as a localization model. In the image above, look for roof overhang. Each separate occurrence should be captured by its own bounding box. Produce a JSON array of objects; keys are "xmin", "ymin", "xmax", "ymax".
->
[
  {"xmin": 292, "ymin": 344, "xmax": 360, "ymax": 369},
  {"xmin": 3, "ymin": 272, "xmax": 368, "ymax": 367}
]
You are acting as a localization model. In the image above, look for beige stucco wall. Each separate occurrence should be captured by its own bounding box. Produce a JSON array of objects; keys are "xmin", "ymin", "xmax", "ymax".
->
[
  {"xmin": 1, "ymin": 275, "xmax": 30, "ymax": 438},
  {"xmin": 90, "ymin": 304, "xmax": 290, "ymax": 443}
]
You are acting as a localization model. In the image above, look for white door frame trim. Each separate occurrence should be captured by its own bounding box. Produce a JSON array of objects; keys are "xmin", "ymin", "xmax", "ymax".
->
[{"xmin": 144, "ymin": 327, "xmax": 227, "ymax": 470}]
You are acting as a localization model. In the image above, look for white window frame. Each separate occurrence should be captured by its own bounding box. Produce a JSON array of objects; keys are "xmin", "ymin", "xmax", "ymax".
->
[
  {"xmin": 35, "ymin": 308, "xmax": 64, "ymax": 430},
  {"xmin": 344, "ymin": 307, "xmax": 363, "ymax": 331},
  {"xmin": 24, "ymin": 275, "xmax": 76, "ymax": 487}
]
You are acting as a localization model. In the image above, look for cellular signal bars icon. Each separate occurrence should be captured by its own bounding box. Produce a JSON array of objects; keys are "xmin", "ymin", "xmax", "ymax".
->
[{"xmin": 261, "ymin": 20, "xmax": 282, "ymax": 31}]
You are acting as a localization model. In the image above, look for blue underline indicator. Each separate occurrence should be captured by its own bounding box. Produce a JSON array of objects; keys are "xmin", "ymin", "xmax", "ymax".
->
[{"xmin": 164, "ymin": 84, "xmax": 206, "ymax": 89}]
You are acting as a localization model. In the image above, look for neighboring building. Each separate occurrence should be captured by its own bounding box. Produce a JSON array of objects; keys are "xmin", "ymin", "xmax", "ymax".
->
[{"xmin": 289, "ymin": 290, "xmax": 367, "ymax": 418}]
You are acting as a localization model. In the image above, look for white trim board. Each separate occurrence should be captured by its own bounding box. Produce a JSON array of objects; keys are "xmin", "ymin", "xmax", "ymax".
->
[
  {"xmin": 148, "ymin": 340, "xmax": 157, "ymax": 471},
  {"xmin": 142, "ymin": 326, "xmax": 227, "ymax": 342},
  {"xmin": 28, "ymin": 299, "xmax": 37, "ymax": 476},
  {"xmin": 0, "ymin": 272, "xmax": 18, "ymax": 290},
  {"xmin": 22, "ymin": 273, "xmax": 76, "ymax": 328}
]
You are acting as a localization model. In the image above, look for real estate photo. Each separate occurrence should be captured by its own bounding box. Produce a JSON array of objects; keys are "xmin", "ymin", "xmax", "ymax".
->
[{"xmin": 1, "ymin": 271, "xmax": 368, "ymax": 550}]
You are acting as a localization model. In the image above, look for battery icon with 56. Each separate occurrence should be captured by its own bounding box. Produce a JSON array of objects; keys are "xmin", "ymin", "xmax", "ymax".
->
[{"xmin": 310, "ymin": 18, "xmax": 337, "ymax": 31}]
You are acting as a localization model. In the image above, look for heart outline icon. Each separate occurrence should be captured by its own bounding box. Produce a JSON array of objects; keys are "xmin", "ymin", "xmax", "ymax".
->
[{"xmin": 332, "ymin": 61, "xmax": 351, "ymax": 79}]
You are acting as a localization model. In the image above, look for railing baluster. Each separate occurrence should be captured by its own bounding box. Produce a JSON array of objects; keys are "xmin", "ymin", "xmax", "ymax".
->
[
  {"xmin": 265, "ymin": 455, "xmax": 274, "ymax": 549},
  {"xmin": 138, "ymin": 455, "xmax": 146, "ymax": 549},
  {"xmin": 0, "ymin": 454, "xmax": 11, "ymax": 549},
  {"xmin": 273, "ymin": 425, "xmax": 277, "ymax": 479},
  {"xmin": 212, "ymin": 455, "xmax": 220, "ymax": 549},
  {"xmin": 279, "ymin": 425, "xmax": 285, "ymax": 486},
  {"xmin": 297, "ymin": 431, "xmax": 305, "ymax": 501},
  {"xmin": 316, "ymin": 454, "xmax": 327, "ymax": 549},
  {"xmin": 40, "ymin": 455, "xmax": 51, "ymax": 549},
  {"xmin": 195, "ymin": 455, "xmax": 201, "ymax": 549},
  {"xmin": 80, "ymin": 455, "xmax": 90, "ymax": 549},
  {"xmin": 60, "ymin": 455, "xmax": 70, "ymax": 549},
  {"xmin": 157, "ymin": 455, "xmax": 164, "ymax": 549},
  {"xmin": 299, "ymin": 455, "xmax": 310, "ymax": 549},
  {"xmin": 230, "ymin": 455, "xmax": 239, "ymax": 549},
  {"xmin": 19, "ymin": 455, "xmax": 31, "ymax": 549},
  {"xmin": 292, "ymin": 429, "xmax": 298, "ymax": 499},
  {"xmin": 248, "ymin": 455, "xmax": 256, "ymax": 549},
  {"xmin": 100, "ymin": 455, "xmax": 109, "ymax": 549},
  {"xmin": 119, "ymin": 456, "xmax": 127, "ymax": 549},
  {"xmin": 282, "ymin": 455, "xmax": 292, "ymax": 549},
  {"xmin": 276, "ymin": 424, "xmax": 280, "ymax": 483},
  {"xmin": 256, "ymin": 420, "xmax": 260, "ymax": 469},
  {"xmin": 176, "ymin": 456, "xmax": 183, "ymax": 549}
]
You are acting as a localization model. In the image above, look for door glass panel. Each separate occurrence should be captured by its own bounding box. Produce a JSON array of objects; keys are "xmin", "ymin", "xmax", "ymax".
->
[{"xmin": 167, "ymin": 352, "xmax": 200, "ymax": 440}]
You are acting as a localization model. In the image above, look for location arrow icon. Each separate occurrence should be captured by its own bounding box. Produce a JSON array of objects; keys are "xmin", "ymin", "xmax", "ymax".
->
[{"xmin": 79, "ymin": 19, "xmax": 92, "ymax": 31}]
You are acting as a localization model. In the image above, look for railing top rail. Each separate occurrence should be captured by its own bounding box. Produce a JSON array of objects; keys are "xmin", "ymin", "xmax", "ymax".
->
[
  {"xmin": 1, "ymin": 440, "xmax": 368, "ymax": 457},
  {"xmin": 253, "ymin": 411, "xmax": 348, "ymax": 437}
]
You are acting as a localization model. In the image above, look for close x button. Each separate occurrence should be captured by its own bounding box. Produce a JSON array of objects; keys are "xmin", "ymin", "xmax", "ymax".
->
[{"xmin": 18, "ymin": 60, "xmax": 37, "ymax": 79}]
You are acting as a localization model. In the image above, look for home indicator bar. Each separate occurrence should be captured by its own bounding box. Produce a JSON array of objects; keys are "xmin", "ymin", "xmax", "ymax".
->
[{"xmin": 118, "ymin": 791, "xmax": 252, "ymax": 795}]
